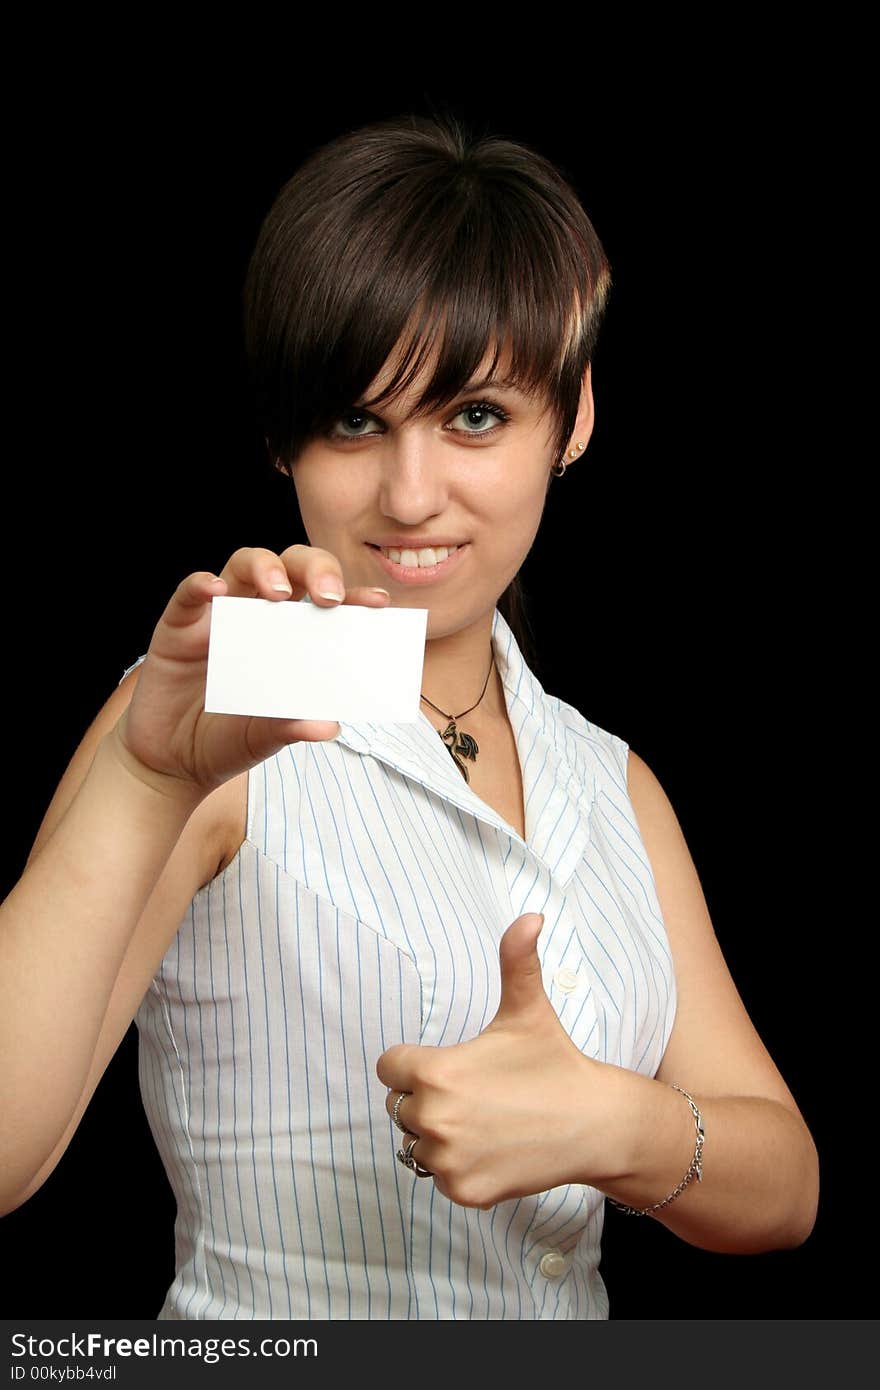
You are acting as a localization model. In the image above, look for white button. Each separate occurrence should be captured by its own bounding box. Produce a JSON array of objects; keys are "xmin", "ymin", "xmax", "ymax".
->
[
  {"xmin": 553, "ymin": 967, "xmax": 580, "ymax": 993},
  {"xmin": 539, "ymin": 1250, "xmax": 568, "ymax": 1278}
]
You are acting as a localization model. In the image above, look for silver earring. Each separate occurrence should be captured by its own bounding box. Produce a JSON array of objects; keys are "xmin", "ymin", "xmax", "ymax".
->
[{"xmin": 550, "ymin": 441, "xmax": 585, "ymax": 477}]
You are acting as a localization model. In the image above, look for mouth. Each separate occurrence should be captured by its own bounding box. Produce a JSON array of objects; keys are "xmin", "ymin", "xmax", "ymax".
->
[{"xmin": 366, "ymin": 542, "xmax": 468, "ymax": 585}]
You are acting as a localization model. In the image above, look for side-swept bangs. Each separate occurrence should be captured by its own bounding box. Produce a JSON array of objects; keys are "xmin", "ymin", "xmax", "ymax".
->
[{"xmin": 242, "ymin": 113, "xmax": 611, "ymax": 475}]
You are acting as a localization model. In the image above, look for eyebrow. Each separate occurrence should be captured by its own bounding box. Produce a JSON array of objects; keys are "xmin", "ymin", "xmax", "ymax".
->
[
  {"xmin": 457, "ymin": 374, "xmax": 521, "ymax": 394},
  {"xmin": 352, "ymin": 373, "xmax": 524, "ymax": 413}
]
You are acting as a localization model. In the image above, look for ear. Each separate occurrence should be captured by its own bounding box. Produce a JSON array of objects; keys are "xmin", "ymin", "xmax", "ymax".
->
[
  {"xmin": 574, "ymin": 362, "xmax": 595, "ymax": 450},
  {"xmin": 555, "ymin": 364, "xmax": 596, "ymax": 480}
]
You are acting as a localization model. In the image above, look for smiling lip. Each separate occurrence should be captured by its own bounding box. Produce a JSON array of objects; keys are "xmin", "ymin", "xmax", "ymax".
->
[
  {"xmin": 366, "ymin": 542, "xmax": 468, "ymax": 586},
  {"xmin": 369, "ymin": 537, "xmax": 465, "ymax": 550}
]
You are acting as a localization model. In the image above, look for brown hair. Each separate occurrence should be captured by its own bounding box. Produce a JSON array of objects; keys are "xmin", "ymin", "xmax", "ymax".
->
[{"xmin": 242, "ymin": 111, "xmax": 610, "ymax": 672}]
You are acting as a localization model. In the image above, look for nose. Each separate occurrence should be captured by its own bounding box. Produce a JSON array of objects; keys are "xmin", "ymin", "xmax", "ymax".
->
[{"xmin": 378, "ymin": 433, "xmax": 449, "ymax": 524}]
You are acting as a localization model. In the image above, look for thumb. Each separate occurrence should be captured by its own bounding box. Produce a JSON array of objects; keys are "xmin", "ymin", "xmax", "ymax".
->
[{"xmin": 494, "ymin": 912, "xmax": 548, "ymax": 1022}]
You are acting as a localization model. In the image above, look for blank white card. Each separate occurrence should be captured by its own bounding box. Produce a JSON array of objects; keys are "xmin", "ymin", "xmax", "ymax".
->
[{"xmin": 204, "ymin": 595, "xmax": 428, "ymax": 722}]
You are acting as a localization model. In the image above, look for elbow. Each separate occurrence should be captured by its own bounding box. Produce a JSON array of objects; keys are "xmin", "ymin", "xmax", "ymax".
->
[
  {"xmin": 771, "ymin": 1127, "xmax": 820, "ymax": 1251},
  {"xmin": 0, "ymin": 1164, "xmax": 48, "ymax": 1219},
  {"xmin": 774, "ymin": 1202, "xmax": 817, "ymax": 1251},
  {"xmin": 787, "ymin": 1135, "xmax": 820, "ymax": 1249},
  {"xmin": 1, "ymin": 1188, "xmax": 33, "ymax": 1218},
  {"xmin": 776, "ymin": 1204, "xmax": 818, "ymax": 1251},
  {"xmin": 693, "ymin": 1121, "xmax": 820, "ymax": 1255}
]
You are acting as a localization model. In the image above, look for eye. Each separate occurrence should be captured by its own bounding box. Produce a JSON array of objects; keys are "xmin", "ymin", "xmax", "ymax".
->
[
  {"xmin": 325, "ymin": 398, "xmax": 510, "ymax": 443},
  {"xmin": 448, "ymin": 400, "xmax": 510, "ymax": 436},
  {"xmin": 328, "ymin": 409, "xmax": 380, "ymax": 440}
]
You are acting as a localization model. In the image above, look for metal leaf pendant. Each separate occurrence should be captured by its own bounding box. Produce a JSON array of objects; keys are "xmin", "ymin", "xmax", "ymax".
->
[{"xmin": 440, "ymin": 720, "xmax": 479, "ymax": 784}]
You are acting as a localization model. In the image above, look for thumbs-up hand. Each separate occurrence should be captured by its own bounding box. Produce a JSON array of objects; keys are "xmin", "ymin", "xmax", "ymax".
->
[{"xmin": 377, "ymin": 912, "xmax": 620, "ymax": 1209}]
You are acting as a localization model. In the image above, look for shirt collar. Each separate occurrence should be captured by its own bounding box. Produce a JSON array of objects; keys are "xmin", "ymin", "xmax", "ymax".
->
[{"xmin": 334, "ymin": 605, "xmax": 595, "ymax": 883}]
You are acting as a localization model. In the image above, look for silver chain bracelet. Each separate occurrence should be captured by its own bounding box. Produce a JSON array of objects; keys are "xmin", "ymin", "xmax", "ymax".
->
[{"xmin": 608, "ymin": 1084, "xmax": 705, "ymax": 1217}]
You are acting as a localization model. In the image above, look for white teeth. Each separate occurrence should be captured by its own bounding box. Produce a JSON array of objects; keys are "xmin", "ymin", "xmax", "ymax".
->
[{"xmin": 380, "ymin": 545, "xmax": 458, "ymax": 566}]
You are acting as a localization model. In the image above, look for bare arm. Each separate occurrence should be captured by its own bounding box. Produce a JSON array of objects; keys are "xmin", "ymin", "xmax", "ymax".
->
[
  {"xmin": 0, "ymin": 714, "xmax": 209, "ymax": 1212},
  {"xmin": 0, "ymin": 547, "xmax": 390, "ymax": 1215},
  {"xmin": 594, "ymin": 750, "xmax": 820, "ymax": 1251}
]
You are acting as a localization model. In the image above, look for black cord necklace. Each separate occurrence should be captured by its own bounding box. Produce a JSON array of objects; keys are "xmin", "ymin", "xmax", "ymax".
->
[{"xmin": 420, "ymin": 646, "xmax": 495, "ymax": 784}]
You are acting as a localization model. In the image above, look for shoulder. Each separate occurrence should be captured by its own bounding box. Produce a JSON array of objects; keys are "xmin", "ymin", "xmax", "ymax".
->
[
  {"xmin": 625, "ymin": 748, "xmax": 671, "ymax": 819},
  {"xmin": 544, "ymin": 692, "xmax": 630, "ymax": 795},
  {"xmin": 619, "ymin": 748, "xmax": 696, "ymax": 888}
]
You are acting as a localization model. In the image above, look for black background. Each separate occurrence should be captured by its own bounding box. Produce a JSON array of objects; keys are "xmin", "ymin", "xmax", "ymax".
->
[{"xmin": 1, "ymin": 47, "xmax": 862, "ymax": 1320}]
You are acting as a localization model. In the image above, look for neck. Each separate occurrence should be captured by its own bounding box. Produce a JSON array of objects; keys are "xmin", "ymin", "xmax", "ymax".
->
[{"xmin": 419, "ymin": 610, "xmax": 505, "ymax": 722}]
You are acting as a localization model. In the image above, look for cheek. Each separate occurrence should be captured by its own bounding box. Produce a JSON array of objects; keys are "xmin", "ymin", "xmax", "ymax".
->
[
  {"xmin": 488, "ymin": 466, "xmax": 549, "ymax": 529},
  {"xmin": 294, "ymin": 466, "xmax": 363, "ymax": 533}
]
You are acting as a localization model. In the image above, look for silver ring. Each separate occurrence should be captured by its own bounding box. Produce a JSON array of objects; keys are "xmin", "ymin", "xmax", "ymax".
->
[
  {"xmin": 396, "ymin": 1133, "xmax": 433, "ymax": 1178},
  {"xmin": 391, "ymin": 1090, "xmax": 410, "ymax": 1134}
]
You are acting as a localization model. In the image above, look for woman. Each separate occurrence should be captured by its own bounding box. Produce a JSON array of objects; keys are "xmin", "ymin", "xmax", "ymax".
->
[{"xmin": 0, "ymin": 112, "xmax": 818, "ymax": 1319}]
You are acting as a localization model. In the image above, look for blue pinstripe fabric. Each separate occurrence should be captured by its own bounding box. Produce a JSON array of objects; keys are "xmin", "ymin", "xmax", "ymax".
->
[{"xmin": 124, "ymin": 606, "xmax": 677, "ymax": 1319}]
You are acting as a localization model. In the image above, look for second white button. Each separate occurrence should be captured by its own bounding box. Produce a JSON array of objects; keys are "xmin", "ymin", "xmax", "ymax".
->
[
  {"xmin": 539, "ymin": 1250, "xmax": 569, "ymax": 1278},
  {"xmin": 553, "ymin": 967, "xmax": 580, "ymax": 993}
]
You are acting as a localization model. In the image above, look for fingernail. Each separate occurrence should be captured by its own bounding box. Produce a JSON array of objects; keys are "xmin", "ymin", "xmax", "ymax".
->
[
  {"xmin": 370, "ymin": 588, "xmax": 391, "ymax": 597},
  {"xmin": 316, "ymin": 575, "xmax": 345, "ymax": 600},
  {"xmin": 270, "ymin": 570, "xmax": 292, "ymax": 593}
]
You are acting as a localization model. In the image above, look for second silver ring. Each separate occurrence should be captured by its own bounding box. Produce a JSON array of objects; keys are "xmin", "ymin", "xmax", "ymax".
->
[{"xmin": 398, "ymin": 1133, "xmax": 433, "ymax": 1178}]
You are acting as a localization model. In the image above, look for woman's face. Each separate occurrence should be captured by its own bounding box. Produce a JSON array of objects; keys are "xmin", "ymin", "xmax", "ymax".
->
[{"xmin": 291, "ymin": 338, "xmax": 593, "ymax": 641}]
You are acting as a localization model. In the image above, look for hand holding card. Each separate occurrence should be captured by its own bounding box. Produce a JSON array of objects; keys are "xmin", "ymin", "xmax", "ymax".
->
[{"xmin": 113, "ymin": 546, "xmax": 408, "ymax": 799}]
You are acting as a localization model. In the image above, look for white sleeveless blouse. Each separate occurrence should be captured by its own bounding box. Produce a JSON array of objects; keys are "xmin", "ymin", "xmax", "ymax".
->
[{"xmin": 122, "ymin": 605, "xmax": 677, "ymax": 1319}]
